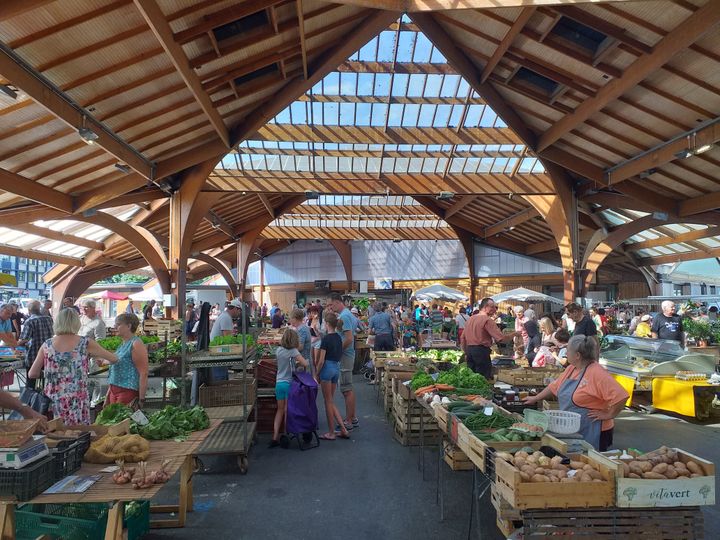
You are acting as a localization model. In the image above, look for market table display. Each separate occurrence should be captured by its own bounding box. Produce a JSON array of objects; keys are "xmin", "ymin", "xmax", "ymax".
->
[
  {"xmin": 423, "ymin": 391, "xmax": 714, "ymax": 539},
  {"xmin": 0, "ymin": 419, "xmax": 220, "ymax": 540}
]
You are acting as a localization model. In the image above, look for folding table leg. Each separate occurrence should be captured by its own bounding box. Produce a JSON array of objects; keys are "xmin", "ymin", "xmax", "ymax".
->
[
  {"xmin": 0, "ymin": 503, "xmax": 15, "ymax": 540},
  {"xmin": 104, "ymin": 501, "xmax": 123, "ymax": 540}
]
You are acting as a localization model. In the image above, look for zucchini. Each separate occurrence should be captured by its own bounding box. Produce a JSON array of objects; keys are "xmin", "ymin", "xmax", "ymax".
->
[{"xmin": 447, "ymin": 401, "xmax": 471, "ymax": 411}]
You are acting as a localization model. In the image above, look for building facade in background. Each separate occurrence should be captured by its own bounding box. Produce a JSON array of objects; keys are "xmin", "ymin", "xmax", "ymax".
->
[{"xmin": 0, "ymin": 255, "xmax": 51, "ymax": 301}]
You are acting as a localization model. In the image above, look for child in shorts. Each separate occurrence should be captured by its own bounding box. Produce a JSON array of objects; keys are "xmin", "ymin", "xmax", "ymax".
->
[
  {"xmin": 315, "ymin": 312, "xmax": 350, "ymax": 441},
  {"xmin": 270, "ymin": 328, "xmax": 308, "ymax": 448}
]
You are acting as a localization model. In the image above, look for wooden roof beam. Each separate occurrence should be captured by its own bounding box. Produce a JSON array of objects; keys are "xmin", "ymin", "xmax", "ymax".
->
[
  {"xmin": 7, "ymin": 224, "xmax": 104, "ymax": 251},
  {"xmin": 296, "ymin": 0, "xmax": 308, "ymax": 80},
  {"xmin": 0, "ymin": 44, "xmax": 152, "ymax": 178},
  {"xmin": 484, "ymin": 207, "xmax": 540, "ymax": 237},
  {"xmin": 481, "ymin": 7, "xmax": 535, "ymax": 84},
  {"xmin": 438, "ymin": 196, "xmax": 475, "ymax": 220},
  {"xmin": 257, "ymin": 193, "xmax": 276, "ymax": 219},
  {"xmin": 133, "ymin": 0, "xmax": 230, "ymax": 148},
  {"xmin": 636, "ymin": 247, "xmax": 720, "ymax": 267},
  {"xmin": 606, "ymin": 121, "xmax": 720, "ymax": 186},
  {"xmin": 0, "ymin": 167, "xmax": 74, "ymax": 213},
  {"xmin": 330, "ymin": 1, "xmax": 652, "ymax": 10},
  {"xmin": 626, "ymin": 227, "xmax": 720, "ymax": 252},
  {"xmin": 582, "ymin": 192, "xmax": 660, "ymax": 214},
  {"xmin": 679, "ymin": 191, "xmax": 720, "ymax": 217},
  {"xmin": 207, "ymin": 171, "xmax": 554, "ymax": 196},
  {"xmin": 536, "ymin": 1, "xmax": 720, "ymax": 151},
  {"xmin": 0, "ymin": 243, "xmax": 84, "ymax": 267}
]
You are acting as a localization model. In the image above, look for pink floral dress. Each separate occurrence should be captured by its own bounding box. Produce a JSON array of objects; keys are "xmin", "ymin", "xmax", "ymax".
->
[{"xmin": 42, "ymin": 337, "xmax": 91, "ymax": 425}]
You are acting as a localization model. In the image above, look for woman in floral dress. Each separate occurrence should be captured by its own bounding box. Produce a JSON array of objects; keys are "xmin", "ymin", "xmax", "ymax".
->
[{"xmin": 29, "ymin": 308, "xmax": 117, "ymax": 425}]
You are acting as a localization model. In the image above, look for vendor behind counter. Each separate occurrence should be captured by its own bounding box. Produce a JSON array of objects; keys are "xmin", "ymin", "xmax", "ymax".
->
[{"xmin": 523, "ymin": 334, "xmax": 629, "ymax": 451}]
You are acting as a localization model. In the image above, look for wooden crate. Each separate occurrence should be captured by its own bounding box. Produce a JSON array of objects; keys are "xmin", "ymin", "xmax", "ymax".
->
[
  {"xmin": 590, "ymin": 448, "xmax": 716, "ymax": 508},
  {"xmin": 496, "ymin": 367, "xmax": 563, "ymax": 387},
  {"xmin": 491, "ymin": 484, "xmax": 521, "ymax": 521},
  {"xmin": 392, "ymin": 422, "xmax": 438, "ymax": 447},
  {"xmin": 443, "ymin": 441, "xmax": 473, "ymax": 471},
  {"xmin": 209, "ymin": 344, "xmax": 247, "ymax": 355},
  {"xmin": 199, "ymin": 379, "xmax": 256, "ymax": 408},
  {"xmin": 495, "ymin": 453, "xmax": 616, "ymax": 510},
  {"xmin": 522, "ymin": 507, "xmax": 704, "ymax": 539},
  {"xmin": 392, "ymin": 395, "xmax": 438, "ymax": 431}
]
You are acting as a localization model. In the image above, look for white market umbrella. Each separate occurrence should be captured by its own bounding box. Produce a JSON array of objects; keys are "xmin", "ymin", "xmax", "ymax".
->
[
  {"xmin": 414, "ymin": 283, "xmax": 468, "ymax": 302},
  {"xmin": 129, "ymin": 283, "xmax": 163, "ymax": 302},
  {"xmin": 491, "ymin": 287, "xmax": 564, "ymax": 305}
]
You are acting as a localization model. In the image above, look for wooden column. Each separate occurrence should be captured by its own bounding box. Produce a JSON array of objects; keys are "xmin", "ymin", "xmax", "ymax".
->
[
  {"xmin": 328, "ymin": 239, "xmax": 353, "ymax": 288},
  {"xmin": 236, "ymin": 227, "xmax": 265, "ymax": 301}
]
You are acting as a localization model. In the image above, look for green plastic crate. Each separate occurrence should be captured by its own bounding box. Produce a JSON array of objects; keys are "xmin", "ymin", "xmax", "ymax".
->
[{"xmin": 16, "ymin": 500, "xmax": 149, "ymax": 540}]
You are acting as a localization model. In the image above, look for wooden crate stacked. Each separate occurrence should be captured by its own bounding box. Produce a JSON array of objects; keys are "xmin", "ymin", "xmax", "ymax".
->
[
  {"xmin": 495, "ymin": 367, "xmax": 563, "ymax": 387},
  {"xmin": 143, "ymin": 318, "xmax": 181, "ymax": 340},
  {"xmin": 383, "ymin": 364, "xmax": 414, "ymax": 417},
  {"xmin": 391, "ymin": 378, "xmax": 438, "ymax": 446},
  {"xmin": 443, "ymin": 441, "xmax": 473, "ymax": 471}
]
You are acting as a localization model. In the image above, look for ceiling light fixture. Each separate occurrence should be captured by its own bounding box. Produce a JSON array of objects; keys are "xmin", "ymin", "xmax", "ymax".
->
[
  {"xmin": 436, "ymin": 191, "xmax": 454, "ymax": 201},
  {"xmin": 305, "ymin": 190, "xmax": 320, "ymax": 200},
  {"xmin": 392, "ymin": 238, "xmax": 403, "ymax": 243},
  {"xmin": 638, "ymin": 168, "xmax": 658, "ymax": 179},
  {"xmin": 674, "ymin": 149, "xmax": 693, "ymax": 160},
  {"xmin": 695, "ymin": 143, "xmax": 713, "ymax": 155},
  {"xmin": 0, "ymin": 84, "xmax": 17, "ymax": 100},
  {"xmin": 114, "ymin": 163, "xmax": 131, "ymax": 174}
]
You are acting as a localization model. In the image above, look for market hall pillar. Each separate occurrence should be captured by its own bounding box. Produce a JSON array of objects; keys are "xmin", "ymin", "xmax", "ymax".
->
[
  {"xmin": 453, "ymin": 228, "xmax": 477, "ymax": 307},
  {"xmin": 236, "ymin": 226, "xmax": 265, "ymax": 302},
  {"xmin": 167, "ymin": 160, "xmax": 221, "ymax": 318}
]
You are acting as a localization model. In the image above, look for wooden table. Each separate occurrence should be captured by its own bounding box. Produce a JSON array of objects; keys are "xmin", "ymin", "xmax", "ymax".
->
[{"xmin": 0, "ymin": 420, "xmax": 220, "ymax": 540}]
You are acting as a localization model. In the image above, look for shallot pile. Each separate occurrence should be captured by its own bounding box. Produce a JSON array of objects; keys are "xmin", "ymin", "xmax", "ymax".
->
[{"xmin": 112, "ymin": 459, "xmax": 172, "ymax": 489}]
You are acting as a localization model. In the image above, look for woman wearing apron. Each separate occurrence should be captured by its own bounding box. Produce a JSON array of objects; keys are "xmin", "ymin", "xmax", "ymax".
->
[{"xmin": 523, "ymin": 334, "xmax": 629, "ymax": 451}]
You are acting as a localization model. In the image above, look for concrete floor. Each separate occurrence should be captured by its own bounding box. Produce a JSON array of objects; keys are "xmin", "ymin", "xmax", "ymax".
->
[{"xmin": 146, "ymin": 378, "xmax": 720, "ymax": 540}]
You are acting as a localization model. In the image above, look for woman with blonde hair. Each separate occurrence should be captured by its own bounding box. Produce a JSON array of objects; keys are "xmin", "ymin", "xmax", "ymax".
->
[
  {"xmin": 539, "ymin": 317, "xmax": 555, "ymax": 343},
  {"xmin": 29, "ymin": 308, "xmax": 117, "ymax": 424}
]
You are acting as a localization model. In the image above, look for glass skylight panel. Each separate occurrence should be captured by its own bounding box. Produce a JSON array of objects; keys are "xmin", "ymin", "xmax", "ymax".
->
[
  {"xmin": 698, "ymin": 237, "xmax": 720, "ymax": 247},
  {"xmin": 397, "ymin": 31, "xmax": 416, "ymax": 62},
  {"xmin": 464, "ymin": 104, "xmax": 483, "ymax": 127},
  {"xmin": 422, "ymin": 158, "xmax": 439, "ymax": 173},
  {"xmin": 411, "ymin": 34, "xmax": 432, "ymax": 62},
  {"xmin": 370, "ymin": 103, "xmax": 388, "ymax": 126},
  {"xmin": 430, "ymin": 47, "xmax": 446, "ymax": 63},
  {"xmin": 423, "ymin": 74, "xmax": 442, "ymax": 97},
  {"xmin": 340, "ymin": 72, "xmax": 357, "ymax": 95},
  {"xmin": 357, "ymin": 37, "xmax": 378, "ymax": 61},
  {"xmin": 408, "ymin": 157, "xmax": 423, "ymax": 173},
  {"xmin": 417, "ymin": 104, "xmax": 435, "ymax": 127},
  {"xmin": 439, "ymin": 74, "xmax": 460, "ymax": 97},
  {"xmin": 378, "ymin": 31, "xmax": 396, "ymax": 61}
]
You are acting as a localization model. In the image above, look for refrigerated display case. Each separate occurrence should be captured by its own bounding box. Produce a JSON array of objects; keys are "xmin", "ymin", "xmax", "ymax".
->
[{"xmin": 599, "ymin": 335, "xmax": 718, "ymax": 419}]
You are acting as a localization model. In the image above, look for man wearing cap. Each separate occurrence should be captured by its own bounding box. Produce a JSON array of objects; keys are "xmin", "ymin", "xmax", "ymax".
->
[{"xmin": 634, "ymin": 314, "xmax": 652, "ymax": 338}]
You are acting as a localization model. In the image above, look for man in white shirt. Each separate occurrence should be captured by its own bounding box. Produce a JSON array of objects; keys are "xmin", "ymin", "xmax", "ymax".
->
[
  {"xmin": 79, "ymin": 299, "xmax": 107, "ymax": 341},
  {"xmin": 210, "ymin": 299, "xmax": 242, "ymax": 341},
  {"xmin": 208, "ymin": 299, "xmax": 243, "ymax": 382},
  {"xmin": 524, "ymin": 304, "xmax": 537, "ymax": 321}
]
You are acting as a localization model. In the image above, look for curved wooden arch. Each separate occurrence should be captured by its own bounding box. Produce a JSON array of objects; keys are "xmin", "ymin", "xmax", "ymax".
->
[
  {"xmin": 582, "ymin": 212, "xmax": 720, "ymax": 291},
  {"xmin": 71, "ymin": 212, "xmax": 171, "ymax": 293},
  {"xmin": 51, "ymin": 257, "xmax": 147, "ymax": 308},
  {"xmin": 327, "ymin": 239, "xmax": 353, "ymax": 284},
  {"xmin": 191, "ymin": 252, "xmax": 238, "ymax": 298}
]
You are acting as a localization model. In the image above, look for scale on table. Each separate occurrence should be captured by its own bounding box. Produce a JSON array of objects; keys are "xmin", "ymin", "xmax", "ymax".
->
[{"xmin": 0, "ymin": 435, "xmax": 49, "ymax": 469}]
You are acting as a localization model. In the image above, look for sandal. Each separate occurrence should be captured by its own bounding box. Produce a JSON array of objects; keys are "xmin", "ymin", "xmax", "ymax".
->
[
  {"xmin": 320, "ymin": 433, "xmax": 336, "ymax": 441},
  {"xmin": 338, "ymin": 432, "xmax": 351, "ymax": 440}
]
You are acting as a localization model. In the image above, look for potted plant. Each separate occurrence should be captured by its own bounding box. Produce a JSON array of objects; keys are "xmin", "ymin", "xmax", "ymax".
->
[{"xmin": 683, "ymin": 318, "xmax": 712, "ymax": 347}]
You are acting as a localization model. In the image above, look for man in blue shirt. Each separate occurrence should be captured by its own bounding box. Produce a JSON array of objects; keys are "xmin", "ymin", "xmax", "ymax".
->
[
  {"xmin": 328, "ymin": 292, "xmax": 358, "ymax": 430},
  {"xmin": 368, "ymin": 302, "xmax": 395, "ymax": 352},
  {"xmin": 0, "ymin": 304, "xmax": 17, "ymax": 346}
]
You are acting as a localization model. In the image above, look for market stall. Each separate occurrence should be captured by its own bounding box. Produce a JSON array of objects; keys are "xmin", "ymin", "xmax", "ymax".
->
[
  {"xmin": 392, "ymin": 360, "xmax": 714, "ymax": 539},
  {"xmin": 0, "ymin": 410, "xmax": 219, "ymax": 539},
  {"xmin": 599, "ymin": 335, "xmax": 719, "ymax": 419}
]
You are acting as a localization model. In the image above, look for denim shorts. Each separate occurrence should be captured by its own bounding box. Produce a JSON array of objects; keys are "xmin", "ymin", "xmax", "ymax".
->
[
  {"xmin": 319, "ymin": 361, "xmax": 340, "ymax": 384},
  {"xmin": 275, "ymin": 380, "xmax": 291, "ymax": 400}
]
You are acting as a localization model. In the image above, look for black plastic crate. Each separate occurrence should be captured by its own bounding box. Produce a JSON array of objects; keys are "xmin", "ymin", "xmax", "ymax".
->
[
  {"xmin": 50, "ymin": 432, "xmax": 91, "ymax": 481},
  {"xmin": 0, "ymin": 455, "xmax": 55, "ymax": 500}
]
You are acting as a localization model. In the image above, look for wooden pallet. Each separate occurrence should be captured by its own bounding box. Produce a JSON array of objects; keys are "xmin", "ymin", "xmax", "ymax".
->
[{"xmin": 522, "ymin": 506, "xmax": 704, "ymax": 539}]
